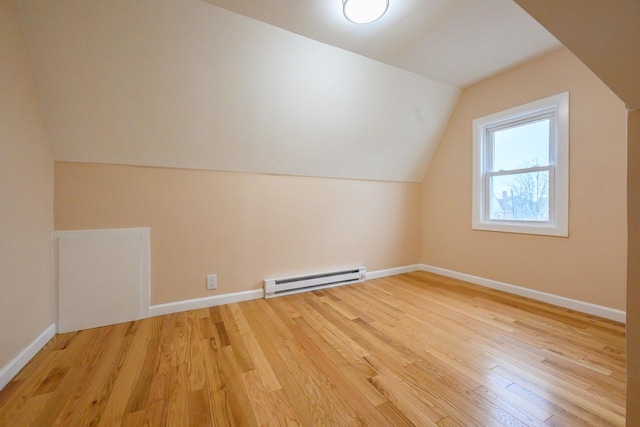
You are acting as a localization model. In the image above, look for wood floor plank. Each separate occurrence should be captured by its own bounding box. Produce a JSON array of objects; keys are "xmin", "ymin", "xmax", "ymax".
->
[
  {"xmin": 506, "ymin": 381, "xmax": 607, "ymax": 426},
  {"xmin": 400, "ymin": 361, "xmax": 505, "ymax": 426},
  {"xmin": 6, "ymin": 392, "xmax": 50, "ymax": 426},
  {"xmin": 297, "ymin": 298, "xmax": 375, "ymax": 375},
  {"xmin": 219, "ymin": 305, "xmax": 255, "ymax": 373},
  {"xmin": 68, "ymin": 324, "xmax": 136, "ymax": 426},
  {"xmin": 122, "ymin": 336, "xmax": 161, "ymax": 415},
  {"xmin": 51, "ymin": 323, "xmax": 130, "ymax": 426},
  {"xmin": 0, "ymin": 379, "xmax": 24, "ymax": 413},
  {"xmin": 166, "ymin": 360, "xmax": 190, "ymax": 427},
  {"xmin": 239, "ymin": 302, "xmax": 319, "ymax": 426},
  {"xmin": 12, "ymin": 334, "xmax": 65, "ymax": 381},
  {"xmin": 376, "ymin": 400, "xmax": 417, "ymax": 426},
  {"xmin": 277, "ymin": 337, "xmax": 363, "ymax": 426},
  {"xmin": 368, "ymin": 374, "xmax": 443, "ymax": 426},
  {"xmin": 495, "ymin": 365, "xmax": 623, "ymax": 425},
  {"xmin": 217, "ymin": 345, "xmax": 258, "ymax": 427},
  {"xmin": 200, "ymin": 327, "xmax": 235, "ymax": 426},
  {"xmin": 437, "ymin": 415, "xmax": 464, "ymax": 426},
  {"xmin": 188, "ymin": 387, "xmax": 212, "ymax": 427},
  {"xmin": 97, "ymin": 318, "xmax": 153, "ymax": 426},
  {"xmin": 288, "ymin": 316, "xmax": 390, "ymax": 423},
  {"xmin": 143, "ymin": 314, "xmax": 178, "ymax": 426},
  {"xmin": 186, "ymin": 311, "xmax": 208, "ymax": 393},
  {"xmin": 120, "ymin": 409, "xmax": 146, "ymax": 426},
  {"xmin": 231, "ymin": 303, "xmax": 281, "ymax": 392},
  {"xmin": 0, "ymin": 351, "xmax": 60, "ymax": 423},
  {"xmin": 0, "ymin": 272, "xmax": 626, "ymax": 425},
  {"xmin": 491, "ymin": 357, "xmax": 625, "ymax": 423},
  {"xmin": 29, "ymin": 365, "xmax": 87, "ymax": 427},
  {"xmin": 241, "ymin": 369, "xmax": 302, "ymax": 426}
]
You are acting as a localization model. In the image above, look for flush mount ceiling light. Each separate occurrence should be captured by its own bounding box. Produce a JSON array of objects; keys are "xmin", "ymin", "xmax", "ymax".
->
[{"xmin": 343, "ymin": 0, "xmax": 389, "ymax": 24}]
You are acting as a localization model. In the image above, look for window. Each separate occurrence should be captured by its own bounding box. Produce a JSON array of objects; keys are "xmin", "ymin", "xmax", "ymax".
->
[{"xmin": 472, "ymin": 92, "xmax": 569, "ymax": 236}]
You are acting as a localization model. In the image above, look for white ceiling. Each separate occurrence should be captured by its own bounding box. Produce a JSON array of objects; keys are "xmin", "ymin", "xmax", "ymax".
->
[{"xmin": 201, "ymin": 0, "xmax": 561, "ymax": 88}]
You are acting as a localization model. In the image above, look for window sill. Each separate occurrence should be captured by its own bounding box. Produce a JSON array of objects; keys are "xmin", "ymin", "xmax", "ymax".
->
[{"xmin": 472, "ymin": 221, "xmax": 568, "ymax": 237}]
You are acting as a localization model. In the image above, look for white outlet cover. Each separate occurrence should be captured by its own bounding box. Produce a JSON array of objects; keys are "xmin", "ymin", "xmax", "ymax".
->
[{"xmin": 207, "ymin": 274, "xmax": 217, "ymax": 290}]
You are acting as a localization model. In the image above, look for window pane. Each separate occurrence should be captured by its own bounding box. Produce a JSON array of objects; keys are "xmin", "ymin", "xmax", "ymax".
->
[
  {"xmin": 492, "ymin": 119, "xmax": 550, "ymax": 171},
  {"xmin": 489, "ymin": 171, "xmax": 550, "ymax": 221}
]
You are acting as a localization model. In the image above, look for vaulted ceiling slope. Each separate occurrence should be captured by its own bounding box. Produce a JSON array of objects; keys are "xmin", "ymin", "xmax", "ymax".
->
[
  {"xmin": 17, "ymin": 0, "xmax": 558, "ymax": 182},
  {"xmin": 202, "ymin": 0, "xmax": 561, "ymax": 88},
  {"xmin": 514, "ymin": 0, "xmax": 640, "ymax": 110},
  {"xmin": 19, "ymin": 0, "xmax": 459, "ymax": 182}
]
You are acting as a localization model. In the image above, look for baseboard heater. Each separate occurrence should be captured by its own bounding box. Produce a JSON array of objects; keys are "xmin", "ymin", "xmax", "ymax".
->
[{"xmin": 264, "ymin": 266, "xmax": 366, "ymax": 299}]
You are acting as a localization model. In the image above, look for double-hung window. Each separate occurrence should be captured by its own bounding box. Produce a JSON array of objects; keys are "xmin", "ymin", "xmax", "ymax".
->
[{"xmin": 472, "ymin": 92, "xmax": 569, "ymax": 236}]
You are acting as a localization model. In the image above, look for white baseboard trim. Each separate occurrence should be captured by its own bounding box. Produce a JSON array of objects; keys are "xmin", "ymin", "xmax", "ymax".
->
[
  {"xmin": 366, "ymin": 264, "xmax": 423, "ymax": 281},
  {"xmin": 149, "ymin": 264, "xmax": 422, "ymax": 316},
  {"xmin": 421, "ymin": 264, "xmax": 626, "ymax": 323},
  {"xmin": 149, "ymin": 289, "xmax": 264, "ymax": 317},
  {"xmin": 0, "ymin": 324, "xmax": 56, "ymax": 391}
]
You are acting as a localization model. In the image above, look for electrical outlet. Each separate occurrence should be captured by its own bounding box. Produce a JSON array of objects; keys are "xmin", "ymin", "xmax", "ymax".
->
[{"xmin": 207, "ymin": 274, "xmax": 217, "ymax": 290}]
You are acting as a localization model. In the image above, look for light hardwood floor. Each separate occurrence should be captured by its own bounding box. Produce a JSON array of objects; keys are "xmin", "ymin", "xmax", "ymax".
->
[{"xmin": 0, "ymin": 271, "xmax": 626, "ymax": 426}]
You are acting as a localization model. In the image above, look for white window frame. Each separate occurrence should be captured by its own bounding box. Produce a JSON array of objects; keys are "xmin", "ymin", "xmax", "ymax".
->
[{"xmin": 472, "ymin": 92, "xmax": 569, "ymax": 237}]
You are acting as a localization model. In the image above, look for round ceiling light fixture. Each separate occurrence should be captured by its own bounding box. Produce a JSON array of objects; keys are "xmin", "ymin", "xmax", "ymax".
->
[{"xmin": 343, "ymin": 0, "xmax": 389, "ymax": 24}]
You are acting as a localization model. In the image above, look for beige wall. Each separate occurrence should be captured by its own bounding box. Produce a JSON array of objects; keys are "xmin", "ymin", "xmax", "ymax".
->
[
  {"xmin": 627, "ymin": 109, "xmax": 640, "ymax": 422},
  {"xmin": 421, "ymin": 48, "xmax": 627, "ymax": 310},
  {"xmin": 54, "ymin": 163, "xmax": 421, "ymax": 305},
  {"xmin": 0, "ymin": 0, "xmax": 54, "ymax": 368}
]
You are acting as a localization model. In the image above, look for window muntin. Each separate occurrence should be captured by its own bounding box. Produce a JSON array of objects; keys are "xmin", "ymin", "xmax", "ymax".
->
[{"xmin": 472, "ymin": 92, "xmax": 569, "ymax": 236}]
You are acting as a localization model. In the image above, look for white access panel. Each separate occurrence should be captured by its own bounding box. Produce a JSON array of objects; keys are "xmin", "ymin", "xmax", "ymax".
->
[{"xmin": 55, "ymin": 228, "xmax": 150, "ymax": 333}]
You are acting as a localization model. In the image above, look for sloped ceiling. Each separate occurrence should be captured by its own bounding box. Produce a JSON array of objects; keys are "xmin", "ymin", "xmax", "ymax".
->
[
  {"xmin": 17, "ymin": 0, "xmax": 559, "ymax": 182},
  {"xmin": 514, "ymin": 0, "xmax": 640, "ymax": 110},
  {"xmin": 201, "ymin": 0, "xmax": 560, "ymax": 88}
]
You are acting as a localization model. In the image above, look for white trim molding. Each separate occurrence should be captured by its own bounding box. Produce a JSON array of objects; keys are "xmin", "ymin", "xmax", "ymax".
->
[
  {"xmin": 149, "ymin": 289, "xmax": 264, "ymax": 317},
  {"xmin": 0, "ymin": 324, "xmax": 56, "ymax": 391},
  {"xmin": 366, "ymin": 264, "xmax": 423, "ymax": 280},
  {"xmin": 421, "ymin": 264, "xmax": 625, "ymax": 323}
]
